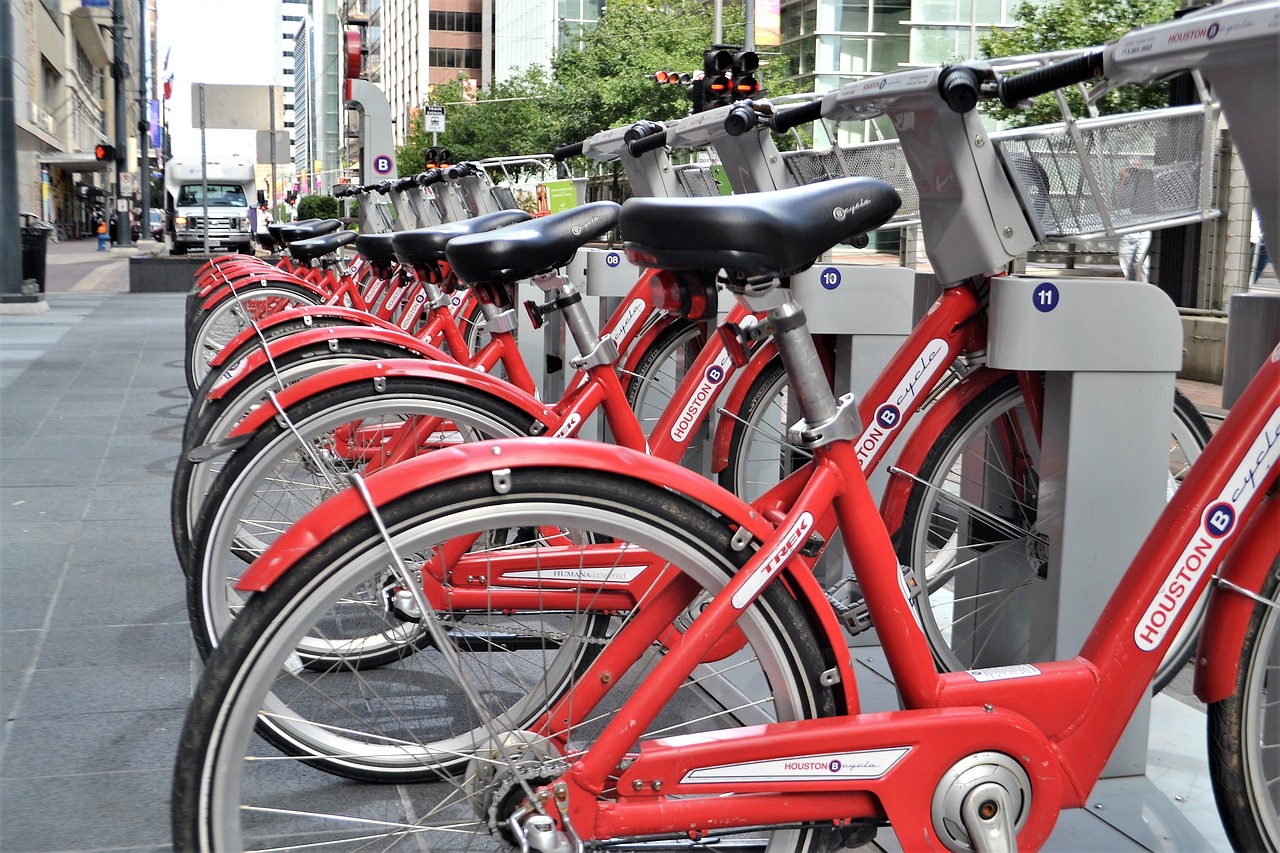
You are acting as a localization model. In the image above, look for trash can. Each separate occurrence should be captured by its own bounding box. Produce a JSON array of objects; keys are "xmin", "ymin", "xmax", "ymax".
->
[{"xmin": 20, "ymin": 223, "xmax": 52, "ymax": 293}]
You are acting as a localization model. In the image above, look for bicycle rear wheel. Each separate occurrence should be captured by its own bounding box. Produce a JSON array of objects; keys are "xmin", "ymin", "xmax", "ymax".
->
[
  {"xmin": 896, "ymin": 377, "xmax": 1210, "ymax": 689},
  {"xmin": 173, "ymin": 469, "xmax": 837, "ymax": 851},
  {"xmin": 1208, "ymin": 550, "xmax": 1280, "ymax": 852}
]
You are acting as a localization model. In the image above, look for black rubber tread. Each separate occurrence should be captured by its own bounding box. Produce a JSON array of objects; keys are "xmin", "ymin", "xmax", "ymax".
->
[{"xmin": 1208, "ymin": 550, "xmax": 1280, "ymax": 852}]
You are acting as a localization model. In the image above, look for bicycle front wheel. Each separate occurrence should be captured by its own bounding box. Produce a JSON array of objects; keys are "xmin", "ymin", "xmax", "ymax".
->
[
  {"xmin": 1209, "ymin": 549, "xmax": 1280, "ymax": 852},
  {"xmin": 897, "ymin": 377, "xmax": 1210, "ymax": 688},
  {"xmin": 173, "ymin": 468, "xmax": 836, "ymax": 851}
]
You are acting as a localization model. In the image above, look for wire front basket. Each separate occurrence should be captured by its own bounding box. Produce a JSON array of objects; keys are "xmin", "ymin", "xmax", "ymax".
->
[
  {"xmin": 781, "ymin": 140, "xmax": 921, "ymax": 222},
  {"xmin": 992, "ymin": 103, "xmax": 1219, "ymax": 241}
]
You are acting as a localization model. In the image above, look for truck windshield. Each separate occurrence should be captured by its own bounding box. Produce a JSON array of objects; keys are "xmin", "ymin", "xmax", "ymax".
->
[{"xmin": 176, "ymin": 183, "xmax": 248, "ymax": 207}]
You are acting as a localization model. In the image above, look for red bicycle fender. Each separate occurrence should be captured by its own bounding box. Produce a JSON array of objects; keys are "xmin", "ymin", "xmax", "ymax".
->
[
  {"xmin": 204, "ymin": 326, "xmax": 451, "ymax": 401},
  {"xmin": 195, "ymin": 260, "xmax": 287, "ymax": 294},
  {"xmin": 875, "ymin": 367, "xmax": 1009, "ymax": 535},
  {"xmin": 234, "ymin": 438, "xmax": 861, "ymax": 710},
  {"xmin": 208, "ymin": 306, "xmax": 406, "ymax": 368},
  {"xmin": 226, "ymin": 357, "xmax": 554, "ymax": 439},
  {"xmin": 1195, "ymin": 495, "xmax": 1280, "ymax": 703},
  {"xmin": 199, "ymin": 275, "xmax": 323, "ymax": 312},
  {"xmin": 710, "ymin": 340, "xmax": 781, "ymax": 472}
]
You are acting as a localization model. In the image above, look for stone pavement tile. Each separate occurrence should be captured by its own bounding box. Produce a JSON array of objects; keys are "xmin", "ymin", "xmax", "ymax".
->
[
  {"xmin": 29, "ymin": 622, "xmax": 191, "ymax": 671},
  {"xmin": 1, "ymin": 707, "xmax": 186, "ymax": 778},
  {"xmin": 0, "ymin": 630, "xmax": 41, "ymax": 673},
  {"xmin": 0, "ymin": 485, "xmax": 91, "ymax": 523},
  {"xmin": 48, "ymin": 570, "xmax": 182, "ymax": 630},
  {"xmin": 0, "ymin": 768, "xmax": 174, "ymax": 851},
  {"xmin": 0, "ymin": 520, "xmax": 78, "ymax": 568},
  {"xmin": 15, "ymin": 663, "xmax": 189, "ymax": 718},
  {"xmin": 1, "ymin": 456, "xmax": 98, "ymax": 487},
  {"xmin": 84, "ymin": 483, "xmax": 171, "ymax": 522}
]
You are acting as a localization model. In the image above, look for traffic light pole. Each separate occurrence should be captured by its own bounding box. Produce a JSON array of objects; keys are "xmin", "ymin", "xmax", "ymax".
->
[{"xmin": 112, "ymin": 0, "xmax": 133, "ymax": 248}]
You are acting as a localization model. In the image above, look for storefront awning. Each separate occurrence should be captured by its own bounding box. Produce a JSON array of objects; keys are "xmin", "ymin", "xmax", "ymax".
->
[{"xmin": 36, "ymin": 152, "xmax": 111, "ymax": 173}]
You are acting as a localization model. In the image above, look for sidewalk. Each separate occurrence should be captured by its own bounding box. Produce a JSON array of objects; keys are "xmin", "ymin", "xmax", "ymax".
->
[{"xmin": 39, "ymin": 236, "xmax": 167, "ymax": 295}]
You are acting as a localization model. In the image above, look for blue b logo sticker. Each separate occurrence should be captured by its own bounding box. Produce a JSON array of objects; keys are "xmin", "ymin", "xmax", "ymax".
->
[
  {"xmin": 1033, "ymin": 282, "xmax": 1059, "ymax": 313},
  {"xmin": 373, "ymin": 155, "xmax": 393, "ymax": 175},
  {"xmin": 706, "ymin": 365, "xmax": 725, "ymax": 384},
  {"xmin": 1205, "ymin": 502, "xmax": 1235, "ymax": 538},
  {"xmin": 820, "ymin": 267, "xmax": 841, "ymax": 290},
  {"xmin": 875, "ymin": 404, "xmax": 901, "ymax": 429}
]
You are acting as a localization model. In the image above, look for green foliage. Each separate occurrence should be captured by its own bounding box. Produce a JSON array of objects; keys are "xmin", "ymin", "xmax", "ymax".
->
[
  {"xmin": 978, "ymin": 0, "xmax": 1180, "ymax": 127},
  {"xmin": 296, "ymin": 194, "xmax": 340, "ymax": 221},
  {"xmin": 396, "ymin": 0, "xmax": 795, "ymax": 168}
]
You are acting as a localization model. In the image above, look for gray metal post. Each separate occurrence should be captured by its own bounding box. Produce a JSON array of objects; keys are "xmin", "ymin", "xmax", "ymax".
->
[
  {"xmin": 113, "ymin": 0, "xmax": 132, "ymax": 247},
  {"xmin": 138, "ymin": 0, "xmax": 149, "ymax": 243},
  {"xmin": 269, "ymin": 86, "xmax": 278, "ymax": 221},
  {"xmin": 0, "ymin": 0, "xmax": 24, "ymax": 299},
  {"xmin": 199, "ymin": 84, "xmax": 209, "ymax": 256}
]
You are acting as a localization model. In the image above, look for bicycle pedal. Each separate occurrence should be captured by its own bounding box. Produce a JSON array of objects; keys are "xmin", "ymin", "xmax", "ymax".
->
[{"xmin": 818, "ymin": 821, "xmax": 879, "ymax": 851}]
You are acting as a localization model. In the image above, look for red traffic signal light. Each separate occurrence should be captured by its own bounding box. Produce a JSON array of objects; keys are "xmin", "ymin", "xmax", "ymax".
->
[
  {"xmin": 94, "ymin": 144, "xmax": 115, "ymax": 161},
  {"xmin": 651, "ymin": 70, "xmax": 691, "ymax": 86}
]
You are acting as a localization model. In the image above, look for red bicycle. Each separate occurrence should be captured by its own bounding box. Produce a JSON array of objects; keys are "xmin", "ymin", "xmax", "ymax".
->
[{"xmin": 173, "ymin": 5, "xmax": 1280, "ymax": 849}]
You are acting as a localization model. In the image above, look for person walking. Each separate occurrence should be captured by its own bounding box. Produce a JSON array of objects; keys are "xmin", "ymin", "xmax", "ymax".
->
[
  {"xmin": 1252, "ymin": 209, "xmax": 1271, "ymax": 285},
  {"xmin": 95, "ymin": 212, "xmax": 109, "ymax": 251}
]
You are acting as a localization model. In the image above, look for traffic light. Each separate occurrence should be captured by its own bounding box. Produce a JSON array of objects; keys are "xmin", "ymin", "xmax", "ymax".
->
[
  {"xmin": 731, "ymin": 50, "xmax": 759, "ymax": 99},
  {"xmin": 424, "ymin": 147, "xmax": 452, "ymax": 169},
  {"xmin": 94, "ymin": 144, "xmax": 116, "ymax": 162},
  {"xmin": 649, "ymin": 70, "xmax": 691, "ymax": 86}
]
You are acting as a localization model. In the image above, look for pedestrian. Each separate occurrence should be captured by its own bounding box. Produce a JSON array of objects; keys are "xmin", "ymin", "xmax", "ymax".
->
[
  {"xmin": 1118, "ymin": 229, "xmax": 1152, "ymax": 282},
  {"xmin": 96, "ymin": 214, "xmax": 109, "ymax": 251},
  {"xmin": 1251, "ymin": 209, "xmax": 1271, "ymax": 285},
  {"xmin": 1115, "ymin": 160, "xmax": 1152, "ymax": 282}
]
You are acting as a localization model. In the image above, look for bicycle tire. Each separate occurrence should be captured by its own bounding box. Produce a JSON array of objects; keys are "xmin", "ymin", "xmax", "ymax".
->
[
  {"xmin": 170, "ymin": 339, "xmax": 420, "ymax": 575},
  {"xmin": 188, "ymin": 377, "xmax": 539, "ymax": 663},
  {"xmin": 895, "ymin": 376, "xmax": 1211, "ymax": 690},
  {"xmin": 1208, "ymin": 550, "xmax": 1280, "ymax": 852},
  {"xmin": 173, "ymin": 469, "xmax": 837, "ymax": 850},
  {"xmin": 185, "ymin": 282, "xmax": 324, "ymax": 394}
]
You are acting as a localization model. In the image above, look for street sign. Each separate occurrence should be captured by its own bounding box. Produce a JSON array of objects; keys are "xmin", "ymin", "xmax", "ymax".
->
[
  {"xmin": 118, "ymin": 171, "xmax": 135, "ymax": 198},
  {"xmin": 423, "ymin": 105, "xmax": 446, "ymax": 133}
]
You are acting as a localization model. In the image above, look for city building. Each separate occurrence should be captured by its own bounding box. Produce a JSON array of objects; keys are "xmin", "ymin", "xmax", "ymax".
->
[
  {"xmin": 13, "ymin": 0, "xmax": 148, "ymax": 240},
  {"xmin": 293, "ymin": 0, "xmax": 343, "ymax": 192},
  {"xmin": 492, "ymin": 0, "xmax": 602, "ymax": 81},
  {"xmin": 778, "ymin": 0, "xmax": 1022, "ymax": 143}
]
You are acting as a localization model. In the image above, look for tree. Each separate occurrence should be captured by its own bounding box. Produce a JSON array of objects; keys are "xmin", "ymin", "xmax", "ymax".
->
[
  {"xmin": 978, "ymin": 0, "xmax": 1179, "ymax": 127},
  {"xmin": 296, "ymin": 194, "xmax": 339, "ymax": 221},
  {"xmin": 397, "ymin": 0, "xmax": 794, "ymax": 167}
]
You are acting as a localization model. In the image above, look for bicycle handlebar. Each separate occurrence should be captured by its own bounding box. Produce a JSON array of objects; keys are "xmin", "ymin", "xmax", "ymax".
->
[
  {"xmin": 626, "ymin": 127, "xmax": 667, "ymax": 157},
  {"xmin": 723, "ymin": 102, "xmax": 762, "ymax": 137},
  {"xmin": 768, "ymin": 99, "xmax": 823, "ymax": 135},
  {"xmin": 997, "ymin": 50, "xmax": 1104, "ymax": 108},
  {"xmin": 554, "ymin": 141, "xmax": 585, "ymax": 161},
  {"xmin": 417, "ymin": 169, "xmax": 444, "ymax": 187}
]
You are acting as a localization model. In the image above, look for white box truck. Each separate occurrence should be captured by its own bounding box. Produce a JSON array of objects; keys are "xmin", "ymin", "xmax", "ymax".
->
[{"xmin": 164, "ymin": 158, "xmax": 256, "ymax": 254}]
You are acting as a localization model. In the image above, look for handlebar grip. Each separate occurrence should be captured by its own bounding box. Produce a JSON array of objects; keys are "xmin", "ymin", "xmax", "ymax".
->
[
  {"xmin": 554, "ymin": 141, "xmax": 585, "ymax": 161},
  {"xmin": 417, "ymin": 169, "xmax": 443, "ymax": 187},
  {"xmin": 940, "ymin": 66, "xmax": 982, "ymax": 113},
  {"xmin": 444, "ymin": 163, "xmax": 471, "ymax": 180},
  {"xmin": 627, "ymin": 128, "xmax": 668, "ymax": 158},
  {"xmin": 997, "ymin": 50, "xmax": 1104, "ymax": 108},
  {"xmin": 723, "ymin": 102, "xmax": 759, "ymax": 137},
  {"xmin": 375, "ymin": 181, "xmax": 392, "ymax": 195},
  {"xmin": 772, "ymin": 99, "xmax": 824, "ymax": 134}
]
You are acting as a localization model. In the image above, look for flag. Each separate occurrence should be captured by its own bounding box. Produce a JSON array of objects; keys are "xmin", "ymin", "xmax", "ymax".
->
[{"xmin": 162, "ymin": 46, "xmax": 173, "ymax": 100}]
